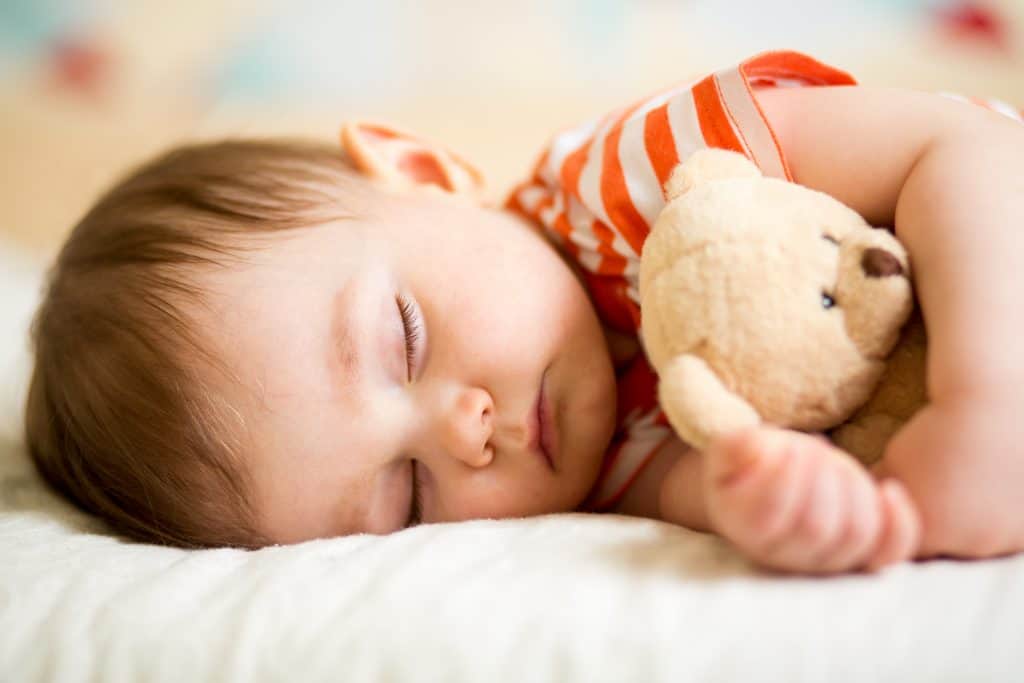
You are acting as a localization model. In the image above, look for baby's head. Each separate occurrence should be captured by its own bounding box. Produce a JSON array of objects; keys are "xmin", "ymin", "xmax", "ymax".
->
[{"xmin": 26, "ymin": 127, "xmax": 617, "ymax": 548}]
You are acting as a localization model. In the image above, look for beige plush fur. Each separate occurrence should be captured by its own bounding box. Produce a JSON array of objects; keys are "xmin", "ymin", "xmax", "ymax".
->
[
  {"xmin": 830, "ymin": 313, "xmax": 927, "ymax": 464},
  {"xmin": 639, "ymin": 149, "xmax": 925, "ymax": 463}
]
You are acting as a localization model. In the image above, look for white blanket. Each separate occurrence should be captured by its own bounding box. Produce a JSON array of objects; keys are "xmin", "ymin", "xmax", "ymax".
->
[{"xmin": 2, "ymin": 244, "xmax": 1023, "ymax": 683}]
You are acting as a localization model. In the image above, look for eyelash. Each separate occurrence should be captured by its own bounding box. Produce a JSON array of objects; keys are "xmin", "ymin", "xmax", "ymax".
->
[
  {"xmin": 406, "ymin": 461, "xmax": 424, "ymax": 528},
  {"xmin": 396, "ymin": 293, "xmax": 423, "ymax": 382},
  {"xmin": 397, "ymin": 292, "xmax": 425, "ymax": 528}
]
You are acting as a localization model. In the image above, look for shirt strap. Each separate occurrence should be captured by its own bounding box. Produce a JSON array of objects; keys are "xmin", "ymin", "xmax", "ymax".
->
[{"xmin": 710, "ymin": 50, "xmax": 858, "ymax": 181}]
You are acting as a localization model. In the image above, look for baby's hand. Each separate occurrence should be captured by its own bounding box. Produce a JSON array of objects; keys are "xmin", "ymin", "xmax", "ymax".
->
[
  {"xmin": 703, "ymin": 427, "xmax": 920, "ymax": 574},
  {"xmin": 875, "ymin": 390, "xmax": 1024, "ymax": 559}
]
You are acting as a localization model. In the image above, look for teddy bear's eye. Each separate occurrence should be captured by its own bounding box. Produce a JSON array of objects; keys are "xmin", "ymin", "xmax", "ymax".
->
[
  {"xmin": 823, "ymin": 235, "xmax": 839, "ymax": 246},
  {"xmin": 821, "ymin": 292, "xmax": 837, "ymax": 309}
]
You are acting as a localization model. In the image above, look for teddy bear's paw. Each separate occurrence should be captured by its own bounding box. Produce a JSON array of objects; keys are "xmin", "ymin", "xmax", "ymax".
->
[{"xmin": 704, "ymin": 428, "xmax": 920, "ymax": 575}]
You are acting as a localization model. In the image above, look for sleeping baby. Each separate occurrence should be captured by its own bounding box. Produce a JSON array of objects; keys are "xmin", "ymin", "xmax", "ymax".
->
[{"xmin": 25, "ymin": 51, "xmax": 1024, "ymax": 574}]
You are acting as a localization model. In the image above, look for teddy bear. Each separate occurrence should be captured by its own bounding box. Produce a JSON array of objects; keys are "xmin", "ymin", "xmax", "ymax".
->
[{"xmin": 638, "ymin": 148, "xmax": 927, "ymax": 466}]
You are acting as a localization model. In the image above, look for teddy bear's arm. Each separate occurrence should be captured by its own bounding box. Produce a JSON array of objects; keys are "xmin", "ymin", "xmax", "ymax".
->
[{"xmin": 658, "ymin": 354, "xmax": 761, "ymax": 451}]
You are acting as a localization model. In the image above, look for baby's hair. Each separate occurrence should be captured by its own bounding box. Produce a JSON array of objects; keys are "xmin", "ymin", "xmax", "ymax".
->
[{"xmin": 25, "ymin": 138, "xmax": 363, "ymax": 548}]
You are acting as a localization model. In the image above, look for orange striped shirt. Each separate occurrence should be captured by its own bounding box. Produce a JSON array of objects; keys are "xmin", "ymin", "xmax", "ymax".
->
[{"xmin": 505, "ymin": 50, "xmax": 1022, "ymax": 511}]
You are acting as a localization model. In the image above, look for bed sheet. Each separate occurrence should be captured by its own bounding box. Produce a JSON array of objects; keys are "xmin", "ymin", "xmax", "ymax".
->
[{"xmin": 2, "ymin": 244, "xmax": 1024, "ymax": 683}]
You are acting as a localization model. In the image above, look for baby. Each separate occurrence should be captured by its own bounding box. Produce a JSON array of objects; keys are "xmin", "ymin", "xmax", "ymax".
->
[{"xmin": 25, "ymin": 51, "xmax": 1024, "ymax": 574}]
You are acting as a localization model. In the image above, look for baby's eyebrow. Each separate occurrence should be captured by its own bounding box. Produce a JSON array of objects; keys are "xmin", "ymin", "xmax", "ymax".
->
[{"xmin": 329, "ymin": 281, "xmax": 362, "ymax": 391}]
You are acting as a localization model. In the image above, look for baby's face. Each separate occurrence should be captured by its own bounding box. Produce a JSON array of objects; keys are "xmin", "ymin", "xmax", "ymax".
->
[{"xmin": 200, "ymin": 189, "xmax": 617, "ymax": 543}]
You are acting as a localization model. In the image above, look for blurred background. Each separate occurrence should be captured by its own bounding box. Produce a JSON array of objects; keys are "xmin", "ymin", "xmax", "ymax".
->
[{"xmin": 2, "ymin": 0, "xmax": 1023, "ymax": 255}]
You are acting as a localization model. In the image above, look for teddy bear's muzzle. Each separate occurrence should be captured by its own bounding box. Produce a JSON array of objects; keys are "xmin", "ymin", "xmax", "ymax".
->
[{"xmin": 861, "ymin": 248, "xmax": 904, "ymax": 278}]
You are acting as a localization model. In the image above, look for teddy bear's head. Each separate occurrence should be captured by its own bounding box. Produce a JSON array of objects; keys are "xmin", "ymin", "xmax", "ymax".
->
[{"xmin": 639, "ymin": 149, "xmax": 913, "ymax": 433}]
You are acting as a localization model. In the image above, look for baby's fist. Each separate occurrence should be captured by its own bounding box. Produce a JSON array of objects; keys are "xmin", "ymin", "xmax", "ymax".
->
[{"xmin": 705, "ymin": 427, "xmax": 920, "ymax": 574}]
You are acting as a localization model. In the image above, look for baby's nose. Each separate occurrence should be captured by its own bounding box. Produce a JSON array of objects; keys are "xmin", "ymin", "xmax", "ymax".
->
[
  {"xmin": 861, "ymin": 247, "xmax": 903, "ymax": 278},
  {"xmin": 438, "ymin": 387, "xmax": 495, "ymax": 468}
]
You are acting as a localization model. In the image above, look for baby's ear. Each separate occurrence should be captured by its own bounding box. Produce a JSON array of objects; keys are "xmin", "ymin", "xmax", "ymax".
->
[
  {"xmin": 340, "ymin": 121, "xmax": 486, "ymax": 200},
  {"xmin": 664, "ymin": 148, "xmax": 762, "ymax": 201}
]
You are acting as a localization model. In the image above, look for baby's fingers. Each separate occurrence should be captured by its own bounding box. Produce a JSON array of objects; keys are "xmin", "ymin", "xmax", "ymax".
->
[
  {"xmin": 866, "ymin": 479, "xmax": 922, "ymax": 571},
  {"xmin": 812, "ymin": 460, "xmax": 883, "ymax": 573}
]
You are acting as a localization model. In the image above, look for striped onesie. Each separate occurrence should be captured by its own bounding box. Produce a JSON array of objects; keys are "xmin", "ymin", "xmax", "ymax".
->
[{"xmin": 505, "ymin": 50, "xmax": 1023, "ymax": 511}]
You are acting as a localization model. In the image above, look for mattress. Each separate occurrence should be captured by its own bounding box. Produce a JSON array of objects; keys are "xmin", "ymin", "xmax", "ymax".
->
[{"xmin": 2, "ymin": 243, "xmax": 1023, "ymax": 683}]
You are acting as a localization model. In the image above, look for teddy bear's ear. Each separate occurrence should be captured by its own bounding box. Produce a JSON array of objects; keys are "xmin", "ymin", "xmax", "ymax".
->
[
  {"xmin": 340, "ymin": 121, "xmax": 486, "ymax": 200},
  {"xmin": 663, "ymin": 148, "xmax": 763, "ymax": 201}
]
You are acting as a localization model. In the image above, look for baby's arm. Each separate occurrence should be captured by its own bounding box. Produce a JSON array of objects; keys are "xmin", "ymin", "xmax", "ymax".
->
[
  {"xmin": 757, "ymin": 85, "xmax": 1024, "ymax": 559},
  {"xmin": 644, "ymin": 85, "xmax": 1024, "ymax": 570}
]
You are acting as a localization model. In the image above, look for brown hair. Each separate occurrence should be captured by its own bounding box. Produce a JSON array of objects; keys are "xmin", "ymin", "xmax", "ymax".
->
[{"xmin": 25, "ymin": 139, "xmax": 362, "ymax": 548}]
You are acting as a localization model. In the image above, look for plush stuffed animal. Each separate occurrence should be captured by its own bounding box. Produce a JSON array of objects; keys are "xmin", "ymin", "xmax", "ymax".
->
[{"xmin": 639, "ymin": 149, "xmax": 927, "ymax": 465}]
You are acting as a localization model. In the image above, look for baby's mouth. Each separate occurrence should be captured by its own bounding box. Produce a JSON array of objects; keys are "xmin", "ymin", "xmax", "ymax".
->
[{"xmin": 531, "ymin": 368, "xmax": 558, "ymax": 473}]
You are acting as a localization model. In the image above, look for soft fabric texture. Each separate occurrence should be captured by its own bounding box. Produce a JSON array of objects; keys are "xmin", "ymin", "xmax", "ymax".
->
[
  {"xmin": 639, "ymin": 148, "xmax": 918, "ymax": 458},
  {"xmin": 830, "ymin": 314, "xmax": 928, "ymax": 463},
  {"xmin": 3, "ymin": 244, "xmax": 1024, "ymax": 683}
]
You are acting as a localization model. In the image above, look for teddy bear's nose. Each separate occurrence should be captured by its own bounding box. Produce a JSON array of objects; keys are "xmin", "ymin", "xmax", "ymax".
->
[{"xmin": 861, "ymin": 248, "xmax": 903, "ymax": 278}]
